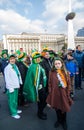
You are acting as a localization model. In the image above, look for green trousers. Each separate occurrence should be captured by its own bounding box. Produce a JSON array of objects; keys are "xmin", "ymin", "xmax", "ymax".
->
[{"xmin": 7, "ymin": 89, "xmax": 18, "ymax": 116}]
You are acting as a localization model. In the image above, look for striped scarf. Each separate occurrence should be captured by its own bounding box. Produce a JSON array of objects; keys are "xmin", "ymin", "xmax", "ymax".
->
[
  {"xmin": 34, "ymin": 64, "xmax": 47, "ymax": 100},
  {"xmin": 57, "ymin": 69, "xmax": 67, "ymax": 88}
]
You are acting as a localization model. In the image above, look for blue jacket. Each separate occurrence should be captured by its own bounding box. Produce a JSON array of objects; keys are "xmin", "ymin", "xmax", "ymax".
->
[
  {"xmin": 73, "ymin": 50, "xmax": 84, "ymax": 68},
  {"xmin": 65, "ymin": 59, "xmax": 79, "ymax": 77},
  {"xmin": 0, "ymin": 58, "xmax": 9, "ymax": 75}
]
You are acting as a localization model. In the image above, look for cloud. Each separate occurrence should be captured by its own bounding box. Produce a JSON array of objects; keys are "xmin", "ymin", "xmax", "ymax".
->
[
  {"xmin": 42, "ymin": 0, "xmax": 69, "ymax": 33},
  {"xmin": 74, "ymin": 11, "xmax": 84, "ymax": 35},
  {"xmin": 23, "ymin": 2, "xmax": 33, "ymax": 16},
  {"xmin": 0, "ymin": 9, "xmax": 44, "ymax": 38},
  {"xmin": 0, "ymin": 0, "xmax": 15, "ymax": 9},
  {"xmin": 0, "ymin": 0, "xmax": 33, "ymax": 16},
  {"xmin": 0, "ymin": 0, "xmax": 84, "ymax": 39},
  {"xmin": 43, "ymin": 0, "xmax": 68, "ymax": 21},
  {"xmin": 72, "ymin": 0, "xmax": 84, "ymax": 34},
  {"xmin": 42, "ymin": 0, "xmax": 84, "ymax": 34},
  {"xmin": 73, "ymin": 0, "xmax": 84, "ymax": 10}
]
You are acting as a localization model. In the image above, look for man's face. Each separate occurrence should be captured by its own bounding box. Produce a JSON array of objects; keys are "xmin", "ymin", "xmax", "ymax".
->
[
  {"xmin": 3, "ymin": 54, "xmax": 7, "ymax": 58},
  {"xmin": 44, "ymin": 52, "xmax": 50, "ymax": 59},
  {"xmin": 78, "ymin": 46, "xmax": 81, "ymax": 51},
  {"xmin": 9, "ymin": 57, "xmax": 16, "ymax": 64}
]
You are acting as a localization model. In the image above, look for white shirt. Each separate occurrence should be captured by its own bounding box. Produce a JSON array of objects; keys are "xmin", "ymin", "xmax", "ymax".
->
[{"xmin": 4, "ymin": 63, "xmax": 22, "ymax": 91}]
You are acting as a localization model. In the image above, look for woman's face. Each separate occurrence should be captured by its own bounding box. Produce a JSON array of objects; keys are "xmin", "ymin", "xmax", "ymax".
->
[
  {"xmin": 54, "ymin": 60, "xmax": 62, "ymax": 69},
  {"xmin": 36, "ymin": 57, "xmax": 41, "ymax": 63}
]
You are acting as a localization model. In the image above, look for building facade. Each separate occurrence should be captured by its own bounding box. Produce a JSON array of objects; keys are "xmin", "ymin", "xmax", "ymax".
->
[
  {"xmin": 75, "ymin": 37, "xmax": 84, "ymax": 49},
  {"xmin": 65, "ymin": 36, "xmax": 84, "ymax": 50},
  {"xmin": 2, "ymin": 33, "xmax": 84, "ymax": 55},
  {"xmin": 3, "ymin": 33, "xmax": 65, "ymax": 54},
  {"xmin": 0, "ymin": 40, "xmax": 3, "ymax": 54}
]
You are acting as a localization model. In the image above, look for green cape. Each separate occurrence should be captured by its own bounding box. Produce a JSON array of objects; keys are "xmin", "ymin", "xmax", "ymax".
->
[{"xmin": 23, "ymin": 63, "xmax": 46, "ymax": 102}]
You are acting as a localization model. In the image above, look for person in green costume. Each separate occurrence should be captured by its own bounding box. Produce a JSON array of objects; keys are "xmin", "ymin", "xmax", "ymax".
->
[{"xmin": 23, "ymin": 50, "xmax": 47, "ymax": 120}]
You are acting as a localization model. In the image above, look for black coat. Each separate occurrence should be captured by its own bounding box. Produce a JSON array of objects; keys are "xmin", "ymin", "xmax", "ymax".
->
[
  {"xmin": 40, "ymin": 58, "xmax": 52, "ymax": 79},
  {"xmin": 16, "ymin": 61, "xmax": 28, "ymax": 85},
  {"xmin": 40, "ymin": 58, "xmax": 52, "ymax": 92}
]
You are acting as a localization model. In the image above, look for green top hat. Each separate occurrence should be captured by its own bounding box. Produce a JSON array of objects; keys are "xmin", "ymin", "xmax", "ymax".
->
[
  {"xmin": 15, "ymin": 49, "xmax": 27, "ymax": 61},
  {"xmin": 31, "ymin": 49, "xmax": 41, "ymax": 59},
  {"xmin": 1, "ymin": 49, "xmax": 8, "ymax": 57},
  {"xmin": 42, "ymin": 46, "xmax": 49, "ymax": 52}
]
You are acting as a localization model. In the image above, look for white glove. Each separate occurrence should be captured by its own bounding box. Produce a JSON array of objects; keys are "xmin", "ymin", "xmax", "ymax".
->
[
  {"xmin": 9, "ymin": 88, "xmax": 14, "ymax": 93},
  {"xmin": 38, "ymin": 84, "xmax": 42, "ymax": 90}
]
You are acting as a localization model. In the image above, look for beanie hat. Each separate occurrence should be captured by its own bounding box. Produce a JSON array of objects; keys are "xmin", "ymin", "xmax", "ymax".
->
[{"xmin": 9, "ymin": 54, "xmax": 16, "ymax": 59}]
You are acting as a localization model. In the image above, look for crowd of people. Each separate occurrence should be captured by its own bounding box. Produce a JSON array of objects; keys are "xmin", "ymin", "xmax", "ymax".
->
[{"xmin": 0, "ymin": 45, "xmax": 84, "ymax": 130}]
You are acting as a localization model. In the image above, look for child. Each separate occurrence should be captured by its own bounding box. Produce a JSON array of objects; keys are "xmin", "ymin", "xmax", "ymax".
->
[
  {"xmin": 65, "ymin": 52, "xmax": 79, "ymax": 99},
  {"xmin": 46, "ymin": 57, "xmax": 73, "ymax": 130},
  {"xmin": 4, "ymin": 54, "xmax": 22, "ymax": 119}
]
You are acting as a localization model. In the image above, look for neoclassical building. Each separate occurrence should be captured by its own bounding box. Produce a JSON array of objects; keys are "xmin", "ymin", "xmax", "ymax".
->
[
  {"xmin": 2, "ymin": 33, "xmax": 84, "ymax": 54},
  {"xmin": 3, "ymin": 33, "xmax": 65, "ymax": 54},
  {"xmin": 65, "ymin": 36, "xmax": 84, "ymax": 50},
  {"xmin": 75, "ymin": 37, "xmax": 84, "ymax": 49},
  {"xmin": 0, "ymin": 40, "xmax": 3, "ymax": 54}
]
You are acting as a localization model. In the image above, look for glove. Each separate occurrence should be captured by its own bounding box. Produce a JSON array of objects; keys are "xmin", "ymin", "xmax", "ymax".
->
[
  {"xmin": 9, "ymin": 88, "xmax": 14, "ymax": 93},
  {"xmin": 38, "ymin": 84, "xmax": 42, "ymax": 90}
]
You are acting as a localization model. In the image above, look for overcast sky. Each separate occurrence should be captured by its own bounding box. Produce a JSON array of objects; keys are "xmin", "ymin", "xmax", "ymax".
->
[{"xmin": 0, "ymin": 0, "xmax": 84, "ymax": 39}]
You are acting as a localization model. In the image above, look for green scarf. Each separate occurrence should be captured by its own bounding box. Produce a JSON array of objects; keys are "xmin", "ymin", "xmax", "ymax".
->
[
  {"xmin": 11, "ymin": 64, "xmax": 20, "ymax": 82},
  {"xmin": 34, "ymin": 64, "xmax": 47, "ymax": 100}
]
